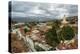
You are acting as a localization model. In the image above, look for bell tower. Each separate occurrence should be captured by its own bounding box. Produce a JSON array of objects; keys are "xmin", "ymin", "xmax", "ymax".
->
[{"xmin": 60, "ymin": 15, "xmax": 69, "ymax": 28}]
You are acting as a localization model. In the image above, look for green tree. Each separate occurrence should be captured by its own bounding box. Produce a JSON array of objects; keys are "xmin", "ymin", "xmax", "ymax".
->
[
  {"xmin": 53, "ymin": 20, "xmax": 61, "ymax": 30},
  {"xmin": 24, "ymin": 28, "xmax": 29, "ymax": 33},
  {"xmin": 61, "ymin": 26, "xmax": 75, "ymax": 40},
  {"xmin": 45, "ymin": 26, "xmax": 60, "ymax": 48}
]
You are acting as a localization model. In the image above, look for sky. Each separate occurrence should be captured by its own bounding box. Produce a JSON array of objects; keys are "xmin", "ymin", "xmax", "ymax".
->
[{"xmin": 11, "ymin": 1, "xmax": 78, "ymax": 19}]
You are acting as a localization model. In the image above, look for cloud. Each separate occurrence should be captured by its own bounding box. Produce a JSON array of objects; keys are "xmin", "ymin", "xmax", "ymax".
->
[
  {"xmin": 28, "ymin": 5, "xmax": 46, "ymax": 14},
  {"xmin": 11, "ymin": 1, "xmax": 78, "ymax": 19},
  {"xmin": 11, "ymin": 12, "xmax": 26, "ymax": 18}
]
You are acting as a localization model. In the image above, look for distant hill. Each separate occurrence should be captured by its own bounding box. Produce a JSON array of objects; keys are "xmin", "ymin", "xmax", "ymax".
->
[
  {"xmin": 11, "ymin": 16, "xmax": 78, "ymax": 23},
  {"xmin": 11, "ymin": 16, "xmax": 55, "ymax": 22},
  {"xmin": 67, "ymin": 16, "xmax": 78, "ymax": 21}
]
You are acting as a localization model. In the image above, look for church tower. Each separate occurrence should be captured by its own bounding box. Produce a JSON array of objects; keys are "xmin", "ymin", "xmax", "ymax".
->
[{"xmin": 60, "ymin": 15, "xmax": 69, "ymax": 28}]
